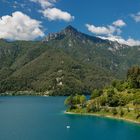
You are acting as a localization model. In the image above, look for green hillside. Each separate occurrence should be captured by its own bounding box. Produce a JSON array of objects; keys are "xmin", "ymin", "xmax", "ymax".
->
[{"xmin": 0, "ymin": 26, "xmax": 140, "ymax": 95}]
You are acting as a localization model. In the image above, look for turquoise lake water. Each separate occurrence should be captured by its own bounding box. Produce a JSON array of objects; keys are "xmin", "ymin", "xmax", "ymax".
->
[{"xmin": 0, "ymin": 96, "xmax": 140, "ymax": 140}]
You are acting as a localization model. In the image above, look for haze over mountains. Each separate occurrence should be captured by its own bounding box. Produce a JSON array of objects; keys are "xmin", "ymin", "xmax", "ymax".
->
[{"xmin": 0, "ymin": 25, "xmax": 140, "ymax": 95}]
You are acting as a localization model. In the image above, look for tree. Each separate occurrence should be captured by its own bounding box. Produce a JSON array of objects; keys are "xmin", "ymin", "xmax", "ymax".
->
[
  {"xmin": 73, "ymin": 94, "xmax": 81, "ymax": 105},
  {"xmin": 106, "ymin": 89, "xmax": 119, "ymax": 107},
  {"xmin": 64, "ymin": 96, "xmax": 75, "ymax": 109},
  {"xmin": 119, "ymin": 107, "xmax": 124, "ymax": 117},
  {"xmin": 111, "ymin": 108, "xmax": 118, "ymax": 115},
  {"xmin": 107, "ymin": 88, "xmax": 115, "ymax": 98},
  {"xmin": 80, "ymin": 95, "xmax": 86, "ymax": 107},
  {"xmin": 99, "ymin": 96, "xmax": 107, "ymax": 106},
  {"xmin": 87, "ymin": 101, "xmax": 98, "ymax": 113},
  {"xmin": 133, "ymin": 98, "xmax": 140, "ymax": 106},
  {"xmin": 127, "ymin": 66, "xmax": 140, "ymax": 88},
  {"xmin": 134, "ymin": 106, "xmax": 140, "ymax": 119},
  {"xmin": 126, "ymin": 106, "xmax": 130, "ymax": 113},
  {"xmin": 91, "ymin": 89, "xmax": 103, "ymax": 99}
]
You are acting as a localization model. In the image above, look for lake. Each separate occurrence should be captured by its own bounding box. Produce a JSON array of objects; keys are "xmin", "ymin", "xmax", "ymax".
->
[{"xmin": 0, "ymin": 96, "xmax": 140, "ymax": 140}]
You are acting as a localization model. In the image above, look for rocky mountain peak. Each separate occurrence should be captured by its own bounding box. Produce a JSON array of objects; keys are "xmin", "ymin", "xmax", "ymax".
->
[
  {"xmin": 43, "ymin": 25, "xmax": 79, "ymax": 42},
  {"xmin": 63, "ymin": 25, "xmax": 78, "ymax": 34}
]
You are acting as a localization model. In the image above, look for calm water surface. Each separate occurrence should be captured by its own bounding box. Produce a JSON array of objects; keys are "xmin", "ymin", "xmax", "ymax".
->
[{"xmin": 0, "ymin": 96, "xmax": 140, "ymax": 140}]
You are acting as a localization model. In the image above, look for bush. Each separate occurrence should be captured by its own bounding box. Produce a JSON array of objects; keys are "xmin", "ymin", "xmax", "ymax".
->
[
  {"xmin": 91, "ymin": 89, "xmax": 103, "ymax": 99},
  {"xmin": 86, "ymin": 101, "xmax": 99, "ymax": 113},
  {"xmin": 111, "ymin": 108, "xmax": 118, "ymax": 115},
  {"xmin": 103, "ymin": 107, "xmax": 109, "ymax": 112},
  {"xmin": 119, "ymin": 108, "xmax": 124, "ymax": 117}
]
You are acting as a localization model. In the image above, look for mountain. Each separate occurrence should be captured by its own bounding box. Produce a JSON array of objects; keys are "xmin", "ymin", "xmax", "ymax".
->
[{"xmin": 0, "ymin": 26, "xmax": 140, "ymax": 95}]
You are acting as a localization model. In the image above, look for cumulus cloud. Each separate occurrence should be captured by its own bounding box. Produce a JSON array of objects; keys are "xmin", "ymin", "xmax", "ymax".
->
[
  {"xmin": 113, "ymin": 19, "xmax": 126, "ymax": 27},
  {"xmin": 131, "ymin": 12, "xmax": 140, "ymax": 22},
  {"xmin": 41, "ymin": 8, "xmax": 74, "ymax": 22},
  {"xmin": 98, "ymin": 35, "xmax": 140, "ymax": 46},
  {"xmin": 85, "ymin": 24, "xmax": 118, "ymax": 35},
  {"xmin": 0, "ymin": 11, "xmax": 44, "ymax": 40},
  {"xmin": 30, "ymin": 0, "xmax": 74, "ymax": 22},
  {"xmin": 86, "ymin": 19, "xmax": 126, "ymax": 36},
  {"xmin": 30, "ymin": 0, "xmax": 56, "ymax": 9},
  {"xmin": 86, "ymin": 19, "xmax": 126, "ymax": 35},
  {"xmin": 86, "ymin": 19, "xmax": 140, "ymax": 46}
]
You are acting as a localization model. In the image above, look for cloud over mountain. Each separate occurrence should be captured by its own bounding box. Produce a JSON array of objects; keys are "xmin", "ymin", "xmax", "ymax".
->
[
  {"xmin": 99, "ymin": 35, "xmax": 140, "ymax": 46},
  {"xmin": 86, "ymin": 19, "xmax": 125, "ymax": 36},
  {"xmin": 86, "ymin": 19, "xmax": 140, "ymax": 46},
  {"xmin": 0, "ymin": 11, "xmax": 44, "ymax": 40},
  {"xmin": 85, "ymin": 24, "xmax": 117, "ymax": 35}
]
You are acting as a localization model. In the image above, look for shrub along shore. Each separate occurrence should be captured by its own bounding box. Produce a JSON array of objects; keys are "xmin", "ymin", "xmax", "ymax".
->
[
  {"xmin": 65, "ymin": 108, "xmax": 140, "ymax": 125},
  {"xmin": 65, "ymin": 111, "xmax": 140, "ymax": 125}
]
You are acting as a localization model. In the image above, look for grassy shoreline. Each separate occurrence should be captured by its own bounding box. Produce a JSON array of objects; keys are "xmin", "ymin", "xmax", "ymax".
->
[{"xmin": 65, "ymin": 111, "xmax": 140, "ymax": 125}]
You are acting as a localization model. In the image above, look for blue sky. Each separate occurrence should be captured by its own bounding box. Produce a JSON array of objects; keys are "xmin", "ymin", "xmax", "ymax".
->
[{"xmin": 0, "ymin": 0, "xmax": 140, "ymax": 46}]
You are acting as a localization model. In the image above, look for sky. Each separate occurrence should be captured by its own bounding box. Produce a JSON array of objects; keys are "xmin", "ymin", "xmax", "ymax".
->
[{"xmin": 0, "ymin": 0, "xmax": 140, "ymax": 46}]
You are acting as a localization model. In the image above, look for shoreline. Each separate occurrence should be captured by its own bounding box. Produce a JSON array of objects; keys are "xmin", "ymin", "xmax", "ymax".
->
[
  {"xmin": 0, "ymin": 91, "xmax": 50, "ymax": 97},
  {"xmin": 65, "ymin": 111, "xmax": 140, "ymax": 125}
]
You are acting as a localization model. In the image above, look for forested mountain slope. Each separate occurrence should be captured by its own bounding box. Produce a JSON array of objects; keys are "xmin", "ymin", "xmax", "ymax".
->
[{"xmin": 0, "ymin": 26, "xmax": 139, "ymax": 95}]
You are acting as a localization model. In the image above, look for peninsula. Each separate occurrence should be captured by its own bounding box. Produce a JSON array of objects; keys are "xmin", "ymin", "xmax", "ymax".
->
[{"xmin": 65, "ymin": 66, "xmax": 140, "ymax": 124}]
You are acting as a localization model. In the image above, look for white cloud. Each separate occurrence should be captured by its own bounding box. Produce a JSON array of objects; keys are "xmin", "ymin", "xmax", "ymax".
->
[
  {"xmin": 86, "ymin": 19, "xmax": 140, "ymax": 46},
  {"xmin": 86, "ymin": 19, "xmax": 126, "ymax": 36},
  {"xmin": 0, "ymin": 11, "xmax": 44, "ymax": 40},
  {"xmin": 131, "ymin": 12, "xmax": 140, "ymax": 22},
  {"xmin": 30, "ymin": 0, "xmax": 74, "ymax": 22},
  {"xmin": 85, "ymin": 24, "xmax": 117, "ymax": 35},
  {"xmin": 30, "ymin": 0, "xmax": 56, "ymax": 9},
  {"xmin": 113, "ymin": 19, "xmax": 126, "ymax": 27},
  {"xmin": 99, "ymin": 35, "xmax": 140, "ymax": 46},
  {"xmin": 41, "ymin": 8, "xmax": 74, "ymax": 22}
]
